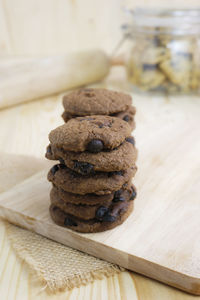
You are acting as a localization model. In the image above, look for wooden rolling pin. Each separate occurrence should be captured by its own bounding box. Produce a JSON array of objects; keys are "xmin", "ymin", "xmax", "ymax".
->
[{"xmin": 0, "ymin": 49, "xmax": 110, "ymax": 109}]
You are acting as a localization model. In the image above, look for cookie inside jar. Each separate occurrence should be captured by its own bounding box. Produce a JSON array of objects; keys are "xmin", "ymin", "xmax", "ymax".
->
[{"xmin": 123, "ymin": 8, "xmax": 200, "ymax": 94}]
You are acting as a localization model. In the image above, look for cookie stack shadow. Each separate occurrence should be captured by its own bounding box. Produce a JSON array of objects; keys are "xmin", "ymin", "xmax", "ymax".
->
[{"xmin": 45, "ymin": 89, "xmax": 137, "ymax": 233}]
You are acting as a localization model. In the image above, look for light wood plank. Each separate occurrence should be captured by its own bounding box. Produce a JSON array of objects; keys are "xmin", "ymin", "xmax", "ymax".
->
[
  {"xmin": 0, "ymin": 1, "xmax": 12, "ymax": 54},
  {"xmin": 1, "ymin": 220, "xmax": 200, "ymax": 299},
  {"xmin": 1, "ymin": 0, "xmax": 199, "ymax": 56},
  {"xmin": 0, "ymin": 0, "xmax": 123, "ymax": 55},
  {"xmin": 0, "ymin": 89, "xmax": 200, "ymax": 294}
]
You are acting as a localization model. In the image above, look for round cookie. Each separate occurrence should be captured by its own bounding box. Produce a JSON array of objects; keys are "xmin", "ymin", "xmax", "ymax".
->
[
  {"xmin": 51, "ymin": 183, "xmax": 135, "ymax": 205},
  {"xmin": 46, "ymin": 138, "xmax": 137, "ymax": 174},
  {"xmin": 52, "ymin": 185, "xmax": 115, "ymax": 205},
  {"xmin": 62, "ymin": 88, "xmax": 132, "ymax": 116},
  {"xmin": 113, "ymin": 106, "xmax": 136, "ymax": 129},
  {"xmin": 49, "ymin": 115, "xmax": 132, "ymax": 153},
  {"xmin": 47, "ymin": 164, "xmax": 137, "ymax": 195},
  {"xmin": 49, "ymin": 200, "xmax": 134, "ymax": 233},
  {"xmin": 50, "ymin": 186, "xmax": 136, "ymax": 220},
  {"xmin": 62, "ymin": 106, "xmax": 136, "ymax": 129}
]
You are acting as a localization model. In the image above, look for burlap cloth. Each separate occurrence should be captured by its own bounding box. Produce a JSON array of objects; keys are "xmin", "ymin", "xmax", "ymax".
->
[
  {"xmin": 1, "ymin": 153, "xmax": 124, "ymax": 293},
  {"xmin": 5, "ymin": 222, "xmax": 123, "ymax": 292}
]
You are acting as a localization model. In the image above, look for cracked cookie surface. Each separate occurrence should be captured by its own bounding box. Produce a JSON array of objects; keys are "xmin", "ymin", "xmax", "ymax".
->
[
  {"xmin": 50, "ymin": 200, "xmax": 134, "ymax": 233},
  {"xmin": 47, "ymin": 164, "xmax": 137, "ymax": 195},
  {"xmin": 46, "ymin": 138, "xmax": 137, "ymax": 174},
  {"xmin": 49, "ymin": 115, "xmax": 132, "ymax": 152}
]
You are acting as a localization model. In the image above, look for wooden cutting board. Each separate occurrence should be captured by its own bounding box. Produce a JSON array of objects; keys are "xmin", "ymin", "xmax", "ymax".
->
[{"xmin": 0, "ymin": 95, "xmax": 200, "ymax": 295}]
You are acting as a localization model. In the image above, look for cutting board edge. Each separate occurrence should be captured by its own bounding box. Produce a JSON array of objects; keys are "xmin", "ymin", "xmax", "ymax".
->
[{"xmin": 0, "ymin": 205, "xmax": 200, "ymax": 296}]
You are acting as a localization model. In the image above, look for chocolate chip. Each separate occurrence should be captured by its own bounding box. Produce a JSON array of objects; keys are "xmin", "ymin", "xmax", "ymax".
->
[
  {"xmin": 107, "ymin": 172, "xmax": 113, "ymax": 177},
  {"xmin": 94, "ymin": 121, "xmax": 105, "ymax": 128},
  {"xmin": 176, "ymin": 51, "xmax": 193, "ymax": 60},
  {"xmin": 103, "ymin": 213, "xmax": 116, "ymax": 222},
  {"xmin": 108, "ymin": 170, "xmax": 123, "ymax": 177},
  {"xmin": 114, "ymin": 190, "xmax": 122, "ymax": 199},
  {"xmin": 50, "ymin": 164, "xmax": 59, "ymax": 175},
  {"xmin": 115, "ymin": 171, "xmax": 123, "ymax": 176},
  {"xmin": 59, "ymin": 163, "xmax": 66, "ymax": 169},
  {"xmin": 113, "ymin": 190, "xmax": 125, "ymax": 202},
  {"xmin": 125, "ymin": 137, "xmax": 135, "ymax": 146},
  {"xmin": 73, "ymin": 161, "xmax": 94, "ymax": 175},
  {"xmin": 122, "ymin": 183, "xmax": 128, "ymax": 189},
  {"xmin": 59, "ymin": 158, "xmax": 65, "ymax": 165},
  {"xmin": 130, "ymin": 187, "xmax": 137, "ymax": 200},
  {"xmin": 143, "ymin": 63, "xmax": 157, "ymax": 71},
  {"xmin": 95, "ymin": 121, "xmax": 112, "ymax": 128},
  {"xmin": 152, "ymin": 37, "xmax": 162, "ymax": 46},
  {"xmin": 87, "ymin": 139, "xmax": 104, "ymax": 153},
  {"xmin": 113, "ymin": 196, "xmax": 125, "ymax": 202},
  {"xmin": 123, "ymin": 115, "xmax": 130, "ymax": 122},
  {"xmin": 118, "ymin": 196, "xmax": 125, "ymax": 201},
  {"xmin": 64, "ymin": 217, "xmax": 77, "ymax": 227},
  {"xmin": 46, "ymin": 145, "xmax": 52, "ymax": 155},
  {"xmin": 69, "ymin": 169, "xmax": 81, "ymax": 179},
  {"xmin": 52, "ymin": 206, "xmax": 58, "ymax": 212},
  {"xmin": 96, "ymin": 206, "xmax": 108, "ymax": 220}
]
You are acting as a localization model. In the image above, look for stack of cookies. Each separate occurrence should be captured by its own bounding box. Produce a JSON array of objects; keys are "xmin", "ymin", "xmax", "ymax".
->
[
  {"xmin": 62, "ymin": 88, "xmax": 136, "ymax": 130},
  {"xmin": 46, "ymin": 89, "xmax": 137, "ymax": 233}
]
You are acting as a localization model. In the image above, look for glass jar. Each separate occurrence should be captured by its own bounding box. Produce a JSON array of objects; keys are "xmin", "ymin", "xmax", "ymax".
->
[{"xmin": 123, "ymin": 9, "xmax": 200, "ymax": 94}]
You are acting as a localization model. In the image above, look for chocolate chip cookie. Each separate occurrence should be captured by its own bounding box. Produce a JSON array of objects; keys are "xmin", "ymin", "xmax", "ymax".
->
[
  {"xmin": 62, "ymin": 88, "xmax": 136, "ymax": 129},
  {"xmin": 112, "ymin": 106, "xmax": 136, "ymax": 129},
  {"xmin": 49, "ymin": 200, "xmax": 134, "ymax": 233},
  {"xmin": 49, "ymin": 115, "xmax": 132, "ymax": 153},
  {"xmin": 51, "ymin": 185, "xmax": 115, "ymax": 205},
  {"xmin": 46, "ymin": 138, "xmax": 137, "ymax": 174},
  {"xmin": 50, "ymin": 185, "xmax": 136, "ymax": 220},
  {"xmin": 51, "ymin": 184, "xmax": 136, "ymax": 205},
  {"xmin": 62, "ymin": 88, "xmax": 132, "ymax": 115},
  {"xmin": 47, "ymin": 164, "xmax": 137, "ymax": 195},
  {"xmin": 46, "ymin": 88, "xmax": 137, "ymax": 233}
]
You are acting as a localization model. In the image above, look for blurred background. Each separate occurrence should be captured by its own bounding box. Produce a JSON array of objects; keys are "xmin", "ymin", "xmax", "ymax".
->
[
  {"xmin": 0, "ymin": 0, "xmax": 199, "ymax": 153},
  {"xmin": 0, "ymin": 0, "xmax": 199, "ymax": 55},
  {"xmin": 0, "ymin": 0, "xmax": 200, "ymax": 105}
]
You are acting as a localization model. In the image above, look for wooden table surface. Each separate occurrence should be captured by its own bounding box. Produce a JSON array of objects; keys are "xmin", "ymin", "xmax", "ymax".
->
[
  {"xmin": 0, "ymin": 68, "xmax": 199, "ymax": 300},
  {"xmin": 0, "ymin": 219, "xmax": 198, "ymax": 300}
]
